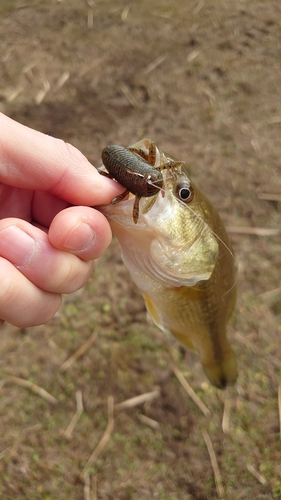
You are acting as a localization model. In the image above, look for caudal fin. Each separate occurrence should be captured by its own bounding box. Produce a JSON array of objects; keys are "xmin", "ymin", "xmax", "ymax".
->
[{"xmin": 203, "ymin": 351, "xmax": 237, "ymax": 389}]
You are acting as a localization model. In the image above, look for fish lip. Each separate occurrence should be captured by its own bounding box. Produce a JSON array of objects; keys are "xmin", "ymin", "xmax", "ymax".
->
[{"xmin": 99, "ymin": 198, "xmax": 149, "ymax": 230}]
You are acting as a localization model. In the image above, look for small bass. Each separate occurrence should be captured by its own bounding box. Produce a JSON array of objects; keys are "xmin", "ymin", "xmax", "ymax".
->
[{"xmin": 99, "ymin": 138, "xmax": 237, "ymax": 388}]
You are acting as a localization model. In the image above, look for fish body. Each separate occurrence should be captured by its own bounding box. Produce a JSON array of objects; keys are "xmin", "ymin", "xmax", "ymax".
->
[{"xmin": 100, "ymin": 138, "xmax": 237, "ymax": 388}]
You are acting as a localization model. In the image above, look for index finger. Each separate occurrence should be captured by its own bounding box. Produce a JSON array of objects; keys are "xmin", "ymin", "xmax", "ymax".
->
[{"xmin": 0, "ymin": 113, "xmax": 123, "ymax": 206}]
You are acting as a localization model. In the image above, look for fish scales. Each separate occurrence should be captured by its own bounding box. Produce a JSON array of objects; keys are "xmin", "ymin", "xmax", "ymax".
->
[{"xmin": 99, "ymin": 138, "xmax": 237, "ymax": 388}]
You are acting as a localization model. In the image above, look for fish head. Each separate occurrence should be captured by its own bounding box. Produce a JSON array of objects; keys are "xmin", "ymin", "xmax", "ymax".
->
[{"xmin": 99, "ymin": 139, "xmax": 219, "ymax": 289}]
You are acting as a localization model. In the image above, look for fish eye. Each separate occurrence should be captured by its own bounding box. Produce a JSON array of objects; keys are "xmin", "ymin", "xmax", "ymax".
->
[{"xmin": 175, "ymin": 183, "xmax": 194, "ymax": 203}]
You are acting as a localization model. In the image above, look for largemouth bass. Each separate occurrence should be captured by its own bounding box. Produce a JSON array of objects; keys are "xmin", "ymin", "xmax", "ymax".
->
[{"xmin": 99, "ymin": 138, "xmax": 237, "ymax": 388}]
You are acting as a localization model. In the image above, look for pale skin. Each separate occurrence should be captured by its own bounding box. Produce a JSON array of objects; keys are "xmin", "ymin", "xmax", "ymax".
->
[{"xmin": 0, "ymin": 113, "xmax": 123, "ymax": 329}]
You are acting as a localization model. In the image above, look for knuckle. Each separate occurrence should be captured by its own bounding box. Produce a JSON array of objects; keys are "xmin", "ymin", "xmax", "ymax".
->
[{"xmin": 52, "ymin": 258, "xmax": 93, "ymax": 293}]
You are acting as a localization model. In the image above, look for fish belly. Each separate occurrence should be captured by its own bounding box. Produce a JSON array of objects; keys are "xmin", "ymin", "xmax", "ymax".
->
[{"xmin": 143, "ymin": 282, "xmax": 237, "ymax": 389}]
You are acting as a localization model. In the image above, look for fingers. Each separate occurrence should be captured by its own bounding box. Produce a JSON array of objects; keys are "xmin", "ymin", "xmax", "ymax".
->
[
  {"xmin": 0, "ymin": 214, "xmax": 104, "ymax": 294},
  {"xmin": 48, "ymin": 206, "xmax": 112, "ymax": 260},
  {"xmin": 0, "ymin": 114, "xmax": 120, "ymax": 329},
  {"xmin": 0, "ymin": 112, "xmax": 123, "ymax": 206},
  {"xmin": 0, "ymin": 258, "xmax": 62, "ymax": 328},
  {"xmin": 0, "ymin": 207, "xmax": 111, "ymax": 327}
]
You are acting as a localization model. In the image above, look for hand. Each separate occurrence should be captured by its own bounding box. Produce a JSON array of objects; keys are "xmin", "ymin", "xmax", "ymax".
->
[{"xmin": 0, "ymin": 113, "xmax": 122, "ymax": 328}]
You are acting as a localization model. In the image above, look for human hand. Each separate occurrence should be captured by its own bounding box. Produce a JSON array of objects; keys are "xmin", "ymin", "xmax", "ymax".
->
[{"xmin": 0, "ymin": 113, "xmax": 122, "ymax": 328}]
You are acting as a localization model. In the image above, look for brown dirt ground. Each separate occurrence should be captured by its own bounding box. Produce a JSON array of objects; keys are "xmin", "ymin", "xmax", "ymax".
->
[{"xmin": 0, "ymin": 1, "xmax": 281, "ymax": 499}]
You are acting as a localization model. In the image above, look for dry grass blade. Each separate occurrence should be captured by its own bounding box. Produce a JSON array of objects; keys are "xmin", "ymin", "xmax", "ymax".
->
[
  {"xmin": 54, "ymin": 71, "xmax": 70, "ymax": 92},
  {"xmin": 82, "ymin": 396, "xmax": 114, "ymax": 477},
  {"xmin": 2, "ymin": 47, "xmax": 13, "ymax": 63},
  {"xmin": 267, "ymin": 116, "xmax": 281, "ymax": 124},
  {"xmin": 143, "ymin": 54, "xmax": 167, "ymax": 74},
  {"xmin": 222, "ymin": 392, "xmax": 231, "ymax": 434},
  {"xmin": 87, "ymin": 9, "xmax": 94, "ymax": 29},
  {"xmin": 246, "ymin": 464, "xmax": 267, "ymax": 485},
  {"xmin": 259, "ymin": 286, "xmax": 281, "ymax": 301},
  {"xmin": 257, "ymin": 192, "xmax": 281, "ymax": 202},
  {"xmin": 114, "ymin": 388, "xmax": 160, "ymax": 411},
  {"xmin": 5, "ymin": 376, "xmax": 58, "ymax": 405},
  {"xmin": 187, "ymin": 49, "xmax": 201, "ymax": 62},
  {"xmin": 64, "ymin": 390, "xmax": 84, "ymax": 439},
  {"xmin": 0, "ymin": 446, "xmax": 11, "ymax": 461},
  {"xmin": 84, "ymin": 473, "xmax": 90, "ymax": 500},
  {"xmin": 35, "ymin": 79, "xmax": 50, "ymax": 104},
  {"xmin": 6, "ymin": 87, "xmax": 24, "ymax": 102},
  {"xmin": 92, "ymin": 476, "xmax": 97, "ymax": 500},
  {"xmin": 138, "ymin": 414, "xmax": 160, "ymax": 430},
  {"xmin": 202, "ymin": 429, "xmax": 225, "ymax": 499},
  {"xmin": 79, "ymin": 58, "xmax": 103, "ymax": 77},
  {"xmin": 172, "ymin": 364, "xmax": 211, "ymax": 417},
  {"xmin": 120, "ymin": 83, "xmax": 139, "ymax": 108},
  {"xmin": 278, "ymin": 384, "xmax": 281, "ymax": 439},
  {"xmin": 121, "ymin": 5, "xmax": 131, "ymax": 21},
  {"xmin": 60, "ymin": 331, "xmax": 98, "ymax": 372},
  {"xmin": 226, "ymin": 226, "xmax": 280, "ymax": 236},
  {"xmin": 22, "ymin": 61, "xmax": 37, "ymax": 74},
  {"xmin": 235, "ymin": 333, "xmax": 263, "ymax": 356},
  {"xmin": 193, "ymin": 0, "xmax": 205, "ymax": 14}
]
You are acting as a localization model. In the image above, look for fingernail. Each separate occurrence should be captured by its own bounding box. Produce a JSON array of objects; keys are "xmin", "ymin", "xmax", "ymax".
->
[
  {"xmin": 0, "ymin": 226, "xmax": 36, "ymax": 266},
  {"xmin": 63, "ymin": 221, "xmax": 95, "ymax": 251}
]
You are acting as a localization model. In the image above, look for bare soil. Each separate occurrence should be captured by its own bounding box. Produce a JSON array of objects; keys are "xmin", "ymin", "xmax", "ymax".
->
[{"xmin": 0, "ymin": 1, "xmax": 280, "ymax": 499}]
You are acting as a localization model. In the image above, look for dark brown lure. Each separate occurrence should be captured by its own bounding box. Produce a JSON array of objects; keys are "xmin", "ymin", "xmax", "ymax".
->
[{"xmin": 101, "ymin": 141, "xmax": 184, "ymax": 223}]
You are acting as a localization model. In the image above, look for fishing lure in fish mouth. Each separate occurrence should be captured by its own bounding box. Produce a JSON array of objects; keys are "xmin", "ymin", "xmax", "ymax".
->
[
  {"xmin": 99, "ymin": 138, "xmax": 238, "ymax": 389},
  {"xmin": 100, "ymin": 140, "xmax": 184, "ymax": 223}
]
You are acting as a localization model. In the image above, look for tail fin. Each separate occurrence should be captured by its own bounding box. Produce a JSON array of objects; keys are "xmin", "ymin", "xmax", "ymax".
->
[{"xmin": 202, "ymin": 350, "xmax": 237, "ymax": 389}]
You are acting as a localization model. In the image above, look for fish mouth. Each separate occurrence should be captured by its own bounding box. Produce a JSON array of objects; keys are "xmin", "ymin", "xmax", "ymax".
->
[
  {"xmin": 99, "ymin": 195, "xmax": 141, "ymax": 229},
  {"xmin": 99, "ymin": 184, "xmax": 218, "ymax": 289}
]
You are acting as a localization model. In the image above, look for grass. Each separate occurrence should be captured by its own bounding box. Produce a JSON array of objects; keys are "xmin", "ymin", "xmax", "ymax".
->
[{"xmin": 0, "ymin": 0, "xmax": 281, "ymax": 498}]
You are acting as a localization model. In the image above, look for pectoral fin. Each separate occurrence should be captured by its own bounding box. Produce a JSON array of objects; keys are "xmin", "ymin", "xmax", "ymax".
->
[
  {"xmin": 143, "ymin": 292, "xmax": 196, "ymax": 352},
  {"xmin": 142, "ymin": 293, "xmax": 163, "ymax": 331},
  {"xmin": 169, "ymin": 328, "xmax": 197, "ymax": 352}
]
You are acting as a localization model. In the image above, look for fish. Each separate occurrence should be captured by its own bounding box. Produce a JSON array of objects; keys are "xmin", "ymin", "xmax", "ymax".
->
[{"xmin": 99, "ymin": 138, "xmax": 237, "ymax": 388}]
